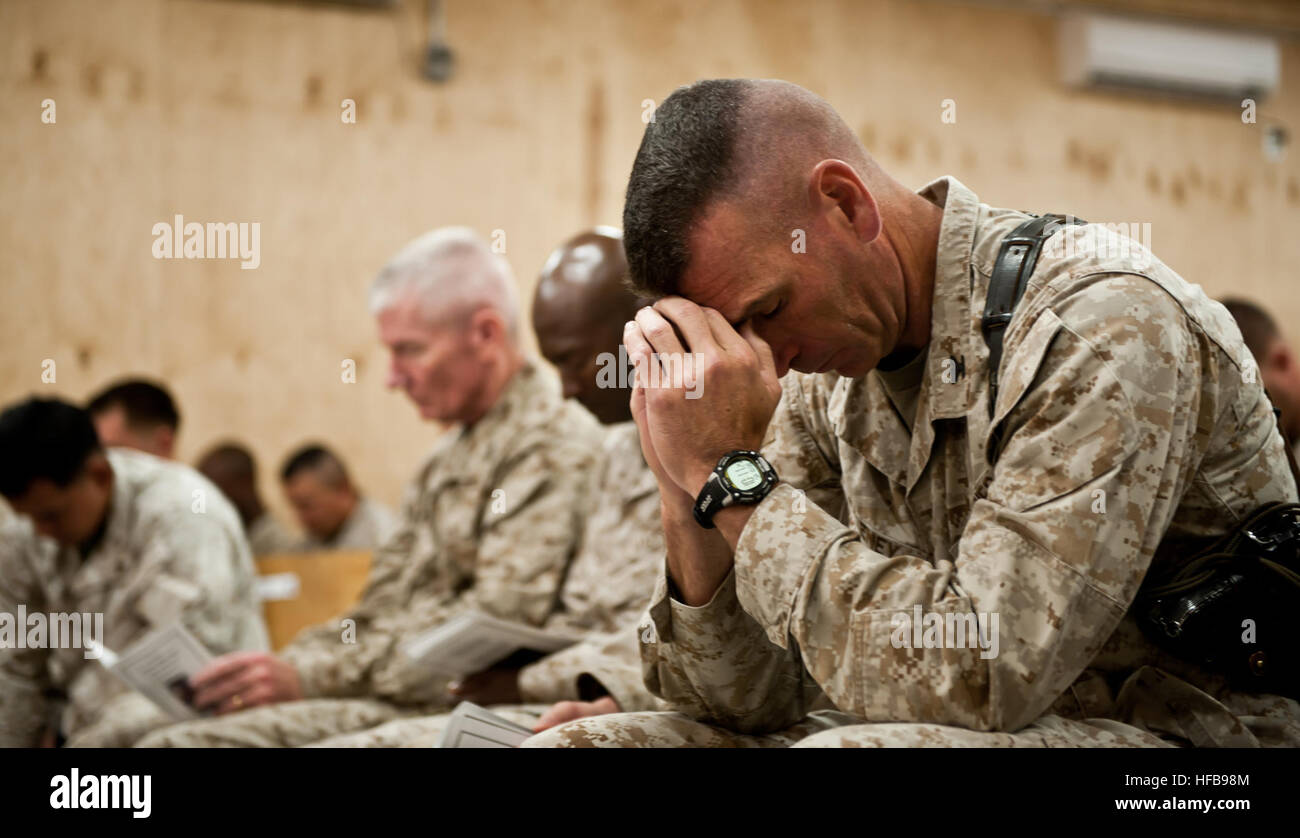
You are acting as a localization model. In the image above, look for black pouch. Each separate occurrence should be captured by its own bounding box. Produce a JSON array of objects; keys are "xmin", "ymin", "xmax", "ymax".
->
[{"xmin": 1136, "ymin": 501, "xmax": 1300, "ymax": 699}]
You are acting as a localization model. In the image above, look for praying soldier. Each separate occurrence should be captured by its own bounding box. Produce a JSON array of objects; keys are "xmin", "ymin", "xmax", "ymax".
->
[{"xmin": 528, "ymin": 79, "xmax": 1300, "ymax": 748}]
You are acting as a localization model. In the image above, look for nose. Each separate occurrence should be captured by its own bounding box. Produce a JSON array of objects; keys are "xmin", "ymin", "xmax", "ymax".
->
[
  {"xmin": 386, "ymin": 359, "xmax": 405, "ymax": 390},
  {"xmin": 776, "ymin": 344, "xmax": 798, "ymax": 377}
]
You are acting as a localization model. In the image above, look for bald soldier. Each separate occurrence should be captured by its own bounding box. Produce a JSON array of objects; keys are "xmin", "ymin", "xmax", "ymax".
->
[
  {"xmin": 309, "ymin": 228, "xmax": 665, "ymax": 746},
  {"xmin": 1221, "ymin": 298, "xmax": 1300, "ymax": 453},
  {"xmin": 0, "ymin": 398, "xmax": 268, "ymax": 748},
  {"xmin": 137, "ymin": 227, "xmax": 602, "ymax": 747},
  {"xmin": 198, "ymin": 443, "xmax": 298, "ymax": 556},
  {"xmin": 528, "ymin": 79, "xmax": 1300, "ymax": 748}
]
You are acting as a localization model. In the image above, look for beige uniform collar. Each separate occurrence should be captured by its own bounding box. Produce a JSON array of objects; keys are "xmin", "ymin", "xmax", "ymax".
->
[{"xmin": 916, "ymin": 175, "xmax": 980, "ymax": 421}]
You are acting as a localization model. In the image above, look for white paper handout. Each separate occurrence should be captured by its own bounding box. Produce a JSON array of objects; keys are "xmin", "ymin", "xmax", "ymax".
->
[
  {"xmin": 436, "ymin": 702, "xmax": 536, "ymax": 748},
  {"xmin": 401, "ymin": 610, "xmax": 582, "ymax": 678},
  {"xmin": 90, "ymin": 623, "xmax": 214, "ymax": 721}
]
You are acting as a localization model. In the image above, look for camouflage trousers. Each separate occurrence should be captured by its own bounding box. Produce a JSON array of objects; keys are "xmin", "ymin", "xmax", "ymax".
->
[
  {"xmin": 307, "ymin": 703, "xmax": 549, "ymax": 747},
  {"xmin": 66, "ymin": 694, "xmax": 176, "ymax": 748},
  {"xmin": 133, "ymin": 698, "xmax": 439, "ymax": 748},
  {"xmin": 521, "ymin": 710, "xmax": 1174, "ymax": 748},
  {"xmin": 525, "ymin": 666, "xmax": 1300, "ymax": 748}
]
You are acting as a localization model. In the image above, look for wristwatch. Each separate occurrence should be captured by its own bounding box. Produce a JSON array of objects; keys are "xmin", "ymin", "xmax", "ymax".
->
[{"xmin": 692, "ymin": 450, "xmax": 779, "ymax": 529}]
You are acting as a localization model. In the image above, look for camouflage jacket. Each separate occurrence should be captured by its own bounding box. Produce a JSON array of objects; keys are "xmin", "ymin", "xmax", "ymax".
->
[
  {"xmin": 281, "ymin": 361, "xmax": 602, "ymax": 704},
  {"xmin": 0, "ymin": 449, "xmax": 269, "ymax": 745},
  {"xmin": 640, "ymin": 176, "xmax": 1299, "ymax": 742},
  {"xmin": 295, "ymin": 497, "xmax": 399, "ymax": 553},
  {"xmin": 519, "ymin": 422, "xmax": 664, "ymax": 711}
]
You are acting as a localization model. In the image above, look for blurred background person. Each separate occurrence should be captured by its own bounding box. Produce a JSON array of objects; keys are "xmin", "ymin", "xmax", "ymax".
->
[
  {"xmin": 197, "ymin": 442, "xmax": 298, "ymax": 556},
  {"xmin": 1221, "ymin": 298, "xmax": 1300, "ymax": 453},
  {"xmin": 0, "ymin": 397, "xmax": 268, "ymax": 748},
  {"xmin": 86, "ymin": 378, "xmax": 181, "ymax": 460},
  {"xmin": 280, "ymin": 443, "xmax": 397, "ymax": 552}
]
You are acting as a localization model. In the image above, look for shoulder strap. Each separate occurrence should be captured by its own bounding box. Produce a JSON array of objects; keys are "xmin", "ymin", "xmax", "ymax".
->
[{"xmin": 981, "ymin": 213, "xmax": 1086, "ymax": 418}]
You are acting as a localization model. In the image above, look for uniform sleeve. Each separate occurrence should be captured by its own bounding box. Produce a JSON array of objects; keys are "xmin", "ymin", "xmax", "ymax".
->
[
  {"xmin": 453, "ymin": 436, "xmax": 597, "ymax": 627},
  {"xmin": 645, "ymin": 276, "xmax": 1293, "ymax": 733},
  {"xmin": 282, "ymin": 482, "xmax": 449, "ymax": 699},
  {"xmin": 134, "ymin": 504, "xmax": 270, "ymax": 656},
  {"xmin": 290, "ymin": 436, "xmax": 598, "ymax": 703},
  {"xmin": 638, "ymin": 376, "xmax": 844, "ymax": 730},
  {"xmin": 0, "ymin": 527, "xmax": 51, "ymax": 747},
  {"xmin": 519, "ymin": 624, "xmax": 663, "ymax": 712}
]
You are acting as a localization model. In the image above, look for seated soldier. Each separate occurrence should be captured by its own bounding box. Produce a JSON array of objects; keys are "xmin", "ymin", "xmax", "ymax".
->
[
  {"xmin": 0, "ymin": 398, "xmax": 269, "ymax": 748},
  {"xmin": 1221, "ymin": 298, "xmax": 1300, "ymax": 455},
  {"xmin": 87, "ymin": 377, "xmax": 181, "ymax": 460},
  {"xmin": 279, "ymin": 444, "xmax": 398, "ymax": 552},
  {"xmin": 135, "ymin": 226, "xmax": 602, "ymax": 747},
  {"xmin": 197, "ymin": 442, "xmax": 298, "ymax": 557},
  {"xmin": 529, "ymin": 79, "xmax": 1299, "ymax": 748},
  {"xmin": 309, "ymin": 228, "xmax": 666, "ymax": 747}
]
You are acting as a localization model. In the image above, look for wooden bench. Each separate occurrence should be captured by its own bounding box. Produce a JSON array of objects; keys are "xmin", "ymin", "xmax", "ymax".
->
[{"xmin": 254, "ymin": 549, "xmax": 373, "ymax": 650}]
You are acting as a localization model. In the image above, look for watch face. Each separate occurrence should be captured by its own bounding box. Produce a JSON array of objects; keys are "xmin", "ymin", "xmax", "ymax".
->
[{"xmin": 724, "ymin": 458, "xmax": 764, "ymax": 492}]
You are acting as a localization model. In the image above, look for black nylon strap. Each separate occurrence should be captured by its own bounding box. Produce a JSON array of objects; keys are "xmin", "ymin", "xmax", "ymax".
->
[{"xmin": 981, "ymin": 213, "xmax": 1086, "ymax": 418}]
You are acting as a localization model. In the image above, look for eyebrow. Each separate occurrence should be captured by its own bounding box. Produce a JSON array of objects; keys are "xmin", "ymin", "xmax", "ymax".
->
[{"xmin": 729, "ymin": 291, "xmax": 776, "ymax": 329}]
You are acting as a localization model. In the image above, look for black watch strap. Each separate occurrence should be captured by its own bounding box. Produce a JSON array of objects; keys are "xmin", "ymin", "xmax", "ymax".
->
[
  {"xmin": 692, "ymin": 450, "xmax": 779, "ymax": 529},
  {"xmin": 692, "ymin": 472, "xmax": 731, "ymax": 529}
]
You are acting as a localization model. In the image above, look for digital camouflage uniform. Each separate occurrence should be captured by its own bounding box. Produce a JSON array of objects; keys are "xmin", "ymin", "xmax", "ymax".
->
[
  {"xmin": 136, "ymin": 361, "xmax": 601, "ymax": 747},
  {"xmin": 310, "ymin": 421, "xmax": 666, "ymax": 747},
  {"xmin": 294, "ymin": 496, "xmax": 398, "ymax": 553},
  {"xmin": 0, "ymin": 449, "xmax": 269, "ymax": 747},
  {"xmin": 527, "ymin": 176, "xmax": 1300, "ymax": 748}
]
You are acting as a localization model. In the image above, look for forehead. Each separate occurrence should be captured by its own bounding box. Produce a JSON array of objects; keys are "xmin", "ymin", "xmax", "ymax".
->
[
  {"xmin": 93, "ymin": 405, "xmax": 127, "ymax": 429},
  {"xmin": 285, "ymin": 471, "xmax": 330, "ymax": 493},
  {"xmin": 12, "ymin": 478, "xmax": 69, "ymax": 508},
  {"xmin": 679, "ymin": 204, "xmax": 776, "ymax": 322},
  {"xmin": 377, "ymin": 298, "xmax": 454, "ymax": 343}
]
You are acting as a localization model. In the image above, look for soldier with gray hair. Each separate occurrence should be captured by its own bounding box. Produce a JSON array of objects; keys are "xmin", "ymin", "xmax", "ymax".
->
[{"xmin": 136, "ymin": 226, "xmax": 602, "ymax": 747}]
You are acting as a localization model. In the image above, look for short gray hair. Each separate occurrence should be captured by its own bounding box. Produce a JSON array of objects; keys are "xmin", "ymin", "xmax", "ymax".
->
[{"xmin": 368, "ymin": 227, "xmax": 519, "ymax": 339}]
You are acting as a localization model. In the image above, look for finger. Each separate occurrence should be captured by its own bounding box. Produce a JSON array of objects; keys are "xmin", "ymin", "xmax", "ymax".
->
[
  {"xmin": 532, "ymin": 701, "xmax": 582, "ymax": 732},
  {"xmin": 209, "ymin": 673, "xmax": 263, "ymax": 715},
  {"xmin": 623, "ymin": 321, "xmax": 653, "ymax": 382},
  {"xmin": 634, "ymin": 306, "xmax": 688, "ymax": 358},
  {"xmin": 629, "ymin": 373, "xmax": 646, "ymax": 423},
  {"xmin": 195, "ymin": 666, "xmax": 263, "ymax": 712},
  {"xmin": 702, "ymin": 308, "xmax": 751, "ymax": 355},
  {"xmin": 653, "ymin": 297, "xmax": 721, "ymax": 355},
  {"xmin": 190, "ymin": 651, "xmax": 264, "ymax": 689},
  {"xmin": 739, "ymin": 320, "xmax": 778, "ymax": 380},
  {"xmin": 216, "ymin": 681, "xmax": 275, "ymax": 716},
  {"xmin": 624, "ymin": 321, "xmax": 661, "ymax": 391},
  {"xmin": 190, "ymin": 660, "xmax": 255, "ymax": 708}
]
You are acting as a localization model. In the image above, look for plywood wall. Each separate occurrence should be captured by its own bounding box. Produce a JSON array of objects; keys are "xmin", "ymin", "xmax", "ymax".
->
[{"xmin": 2, "ymin": 0, "xmax": 1298, "ymax": 523}]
